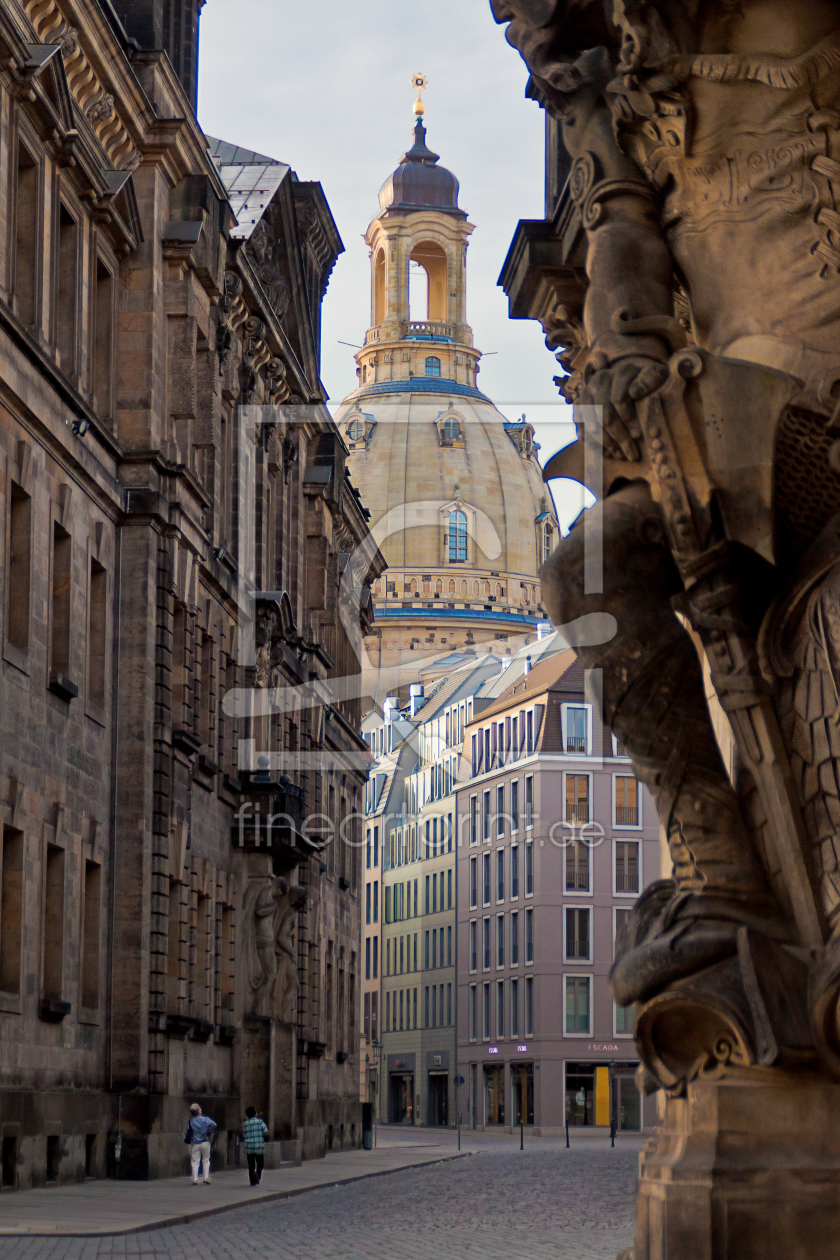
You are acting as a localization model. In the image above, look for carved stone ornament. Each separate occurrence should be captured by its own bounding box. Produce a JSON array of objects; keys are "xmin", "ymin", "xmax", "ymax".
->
[
  {"xmin": 86, "ymin": 92, "xmax": 114, "ymax": 124},
  {"xmin": 492, "ymin": 1, "xmax": 840, "ymax": 1255},
  {"xmin": 245, "ymin": 219, "xmax": 291, "ymax": 323}
]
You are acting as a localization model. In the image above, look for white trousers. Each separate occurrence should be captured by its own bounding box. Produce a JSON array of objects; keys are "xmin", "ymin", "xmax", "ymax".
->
[{"xmin": 190, "ymin": 1140, "xmax": 211, "ymax": 1181}]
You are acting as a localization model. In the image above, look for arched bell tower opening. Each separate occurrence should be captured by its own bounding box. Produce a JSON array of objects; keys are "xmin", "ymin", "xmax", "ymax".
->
[
  {"xmin": 373, "ymin": 247, "xmax": 387, "ymax": 325},
  {"xmin": 409, "ymin": 241, "xmax": 448, "ymax": 323}
]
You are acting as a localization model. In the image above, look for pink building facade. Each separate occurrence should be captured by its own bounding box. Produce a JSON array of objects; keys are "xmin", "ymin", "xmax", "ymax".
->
[{"xmin": 455, "ymin": 643, "xmax": 661, "ymax": 1134}]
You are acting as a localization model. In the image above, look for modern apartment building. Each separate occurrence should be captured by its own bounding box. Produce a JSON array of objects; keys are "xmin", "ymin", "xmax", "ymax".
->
[
  {"xmin": 456, "ymin": 637, "xmax": 661, "ymax": 1135},
  {"xmin": 379, "ymin": 657, "xmax": 500, "ymax": 1126}
]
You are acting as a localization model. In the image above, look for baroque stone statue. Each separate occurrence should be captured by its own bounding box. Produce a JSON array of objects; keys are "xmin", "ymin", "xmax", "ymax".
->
[{"xmin": 492, "ymin": 1, "xmax": 840, "ymax": 1255}]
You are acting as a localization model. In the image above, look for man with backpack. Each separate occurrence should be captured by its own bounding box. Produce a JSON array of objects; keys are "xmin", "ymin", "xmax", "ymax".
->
[
  {"xmin": 185, "ymin": 1103, "xmax": 216, "ymax": 1184},
  {"xmin": 241, "ymin": 1107, "xmax": 269, "ymax": 1186}
]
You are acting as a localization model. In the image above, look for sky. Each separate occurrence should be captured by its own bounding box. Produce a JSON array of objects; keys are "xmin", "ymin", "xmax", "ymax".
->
[{"xmin": 197, "ymin": 0, "xmax": 585, "ymax": 530}]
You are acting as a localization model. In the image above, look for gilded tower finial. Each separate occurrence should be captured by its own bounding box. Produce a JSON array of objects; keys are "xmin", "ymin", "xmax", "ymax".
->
[{"xmin": 411, "ymin": 72, "xmax": 428, "ymax": 118}]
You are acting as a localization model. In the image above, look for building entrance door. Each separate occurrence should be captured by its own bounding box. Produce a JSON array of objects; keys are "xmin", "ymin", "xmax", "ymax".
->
[
  {"xmin": 389, "ymin": 1073, "xmax": 414, "ymax": 1124},
  {"xmin": 428, "ymin": 1072, "xmax": 448, "ymax": 1126},
  {"xmin": 618, "ymin": 1074, "xmax": 641, "ymax": 1131},
  {"xmin": 511, "ymin": 1063, "xmax": 534, "ymax": 1125},
  {"xmin": 483, "ymin": 1064, "xmax": 505, "ymax": 1125}
]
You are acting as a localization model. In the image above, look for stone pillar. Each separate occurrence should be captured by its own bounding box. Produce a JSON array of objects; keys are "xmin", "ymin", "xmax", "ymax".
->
[{"xmin": 626, "ymin": 1074, "xmax": 840, "ymax": 1260}]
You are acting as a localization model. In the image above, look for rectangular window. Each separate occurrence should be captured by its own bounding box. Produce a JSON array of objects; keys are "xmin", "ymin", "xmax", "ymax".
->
[
  {"xmin": 496, "ymin": 785, "xmax": 504, "ymax": 836},
  {"xmin": 374, "ymin": 826, "xmax": 379, "ymax": 867},
  {"xmin": 525, "ymin": 841, "xmax": 534, "ymax": 896},
  {"xmin": 565, "ymin": 840, "xmax": 590, "ymax": 892},
  {"xmin": 425, "ymin": 875, "xmax": 430, "ymax": 913},
  {"xmin": 510, "ymin": 845, "xmax": 519, "ymax": 899},
  {"xmin": 366, "ymin": 830, "xmax": 371, "ymax": 869},
  {"xmin": 496, "ymin": 849, "xmax": 504, "ymax": 902},
  {"xmin": 525, "ymin": 977, "xmax": 534, "ymax": 1036},
  {"xmin": 81, "ymin": 860, "xmax": 101, "ymax": 1009},
  {"xmin": 482, "ymin": 852, "xmax": 490, "ymax": 906},
  {"xmin": 615, "ymin": 840, "xmax": 640, "ymax": 893},
  {"xmin": 615, "ymin": 776, "xmax": 640, "ymax": 826},
  {"xmin": 373, "ymin": 936, "xmax": 379, "ymax": 978},
  {"xmin": 497, "ymin": 980, "xmax": 505, "ymax": 1038},
  {"xmin": 386, "ymin": 991, "xmax": 391, "ymax": 1031},
  {"xmin": 470, "ymin": 795, "xmax": 477, "ymax": 845},
  {"xmin": 413, "ymin": 933, "xmax": 417, "ymax": 970},
  {"xmin": 432, "ymin": 929, "xmax": 437, "ymax": 969},
  {"xmin": 365, "ymin": 936, "xmax": 371, "ymax": 979},
  {"xmin": 469, "ymin": 856, "xmax": 477, "ymax": 908},
  {"xmin": 93, "ymin": 258, "xmax": 114, "ymax": 419},
  {"xmin": 525, "ymin": 908, "xmax": 534, "ymax": 964},
  {"xmin": 43, "ymin": 844, "xmax": 65, "ymax": 1002},
  {"xmin": 0, "ymin": 828, "xmax": 23, "ymax": 993},
  {"xmin": 56, "ymin": 205, "xmax": 78, "ymax": 376},
  {"xmin": 366, "ymin": 882, "xmax": 371, "ymax": 924},
  {"xmin": 425, "ymin": 986, "xmax": 430, "ymax": 1028},
  {"xmin": 614, "ymin": 907, "xmax": 632, "ymax": 959},
  {"xmin": 565, "ymin": 975, "xmax": 591, "ymax": 1034},
  {"xmin": 469, "ymin": 983, "xmax": 477, "ymax": 1040},
  {"xmin": 373, "ymin": 881, "xmax": 379, "ymax": 922},
  {"xmin": 448, "ymin": 813, "xmax": 453, "ymax": 853},
  {"xmin": 400, "ymin": 935, "xmax": 405, "ymax": 974},
  {"xmin": 386, "ymin": 939, "xmax": 391, "ymax": 977},
  {"xmin": 496, "ymin": 914, "xmax": 504, "ymax": 968},
  {"xmin": 50, "ymin": 523, "xmax": 72, "ymax": 680},
  {"xmin": 447, "ymin": 867, "xmax": 452, "ymax": 908},
  {"xmin": 7, "ymin": 484, "xmax": 32, "ymax": 653},
  {"xmin": 470, "ymin": 920, "xmax": 477, "ymax": 972},
  {"xmin": 565, "ymin": 774, "xmax": 590, "ymax": 824},
  {"xmin": 447, "ymin": 924, "xmax": 452, "ymax": 966},
  {"xmin": 565, "ymin": 907, "xmax": 590, "ymax": 961},
  {"xmin": 413, "ymin": 987, "xmax": 417, "ymax": 1028},
  {"xmin": 511, "ymin": 781, "xmax": 519, "ymax": 831},
  {"xmin": 616, "ymin": 1002, "xmax": 635, "ymax": 1034},
  {"xmin": 447, "ymin": 982, "xmax": 452, "ymax": 1026},
  {"xmin": 483, "ymin": 791, "xmax": 490, "ymax": 841},
  {"xmin": 371, "ymin": 991, "xmax": 378, "ymax": 1041},
  {"xmin": 15, "ymin": 143, "xmax": 38, "ymax": 327},
  {"xmin": 87, "ymin": 559, "xmax": 107, "ymax": 708},
  {"xmin": 527, "ymin": 710, "xmax": 533, "ymax": 753},
  {"xmin": 425, "ymin": 930, "xmax": 430, "ymax": 970},
  {"xmin": 432, "ymin": 872, "xmax": 438, "ymax": 913},
  {"xmin": 482, "ymin": 982, "xmax": 491, "ymax": 1039},
  {"xmin": 483, "ymin": 917, "xmax": 491, "ymax": 970},
  {"xmin": 471, "ymin": 733, "xmax": 478, "ymax": 776},
  {"xmin": 525, "ymin": 777, "xmax": 533, "ymax": 828},
  {"xmin": 510, "ymin": 977, "xmax": 519, "ymax": 1037},
  {"xmin": 564, "ymin": 705, "xmax": 588, "ymax": 754},
  {"xmin": 384, "ymin": 886, "xmax": 392, "ymax": 924},
  {"xmin": 399, "ymin": 989, "xmax": 404, "ymax": 1030},
  {"xmin": 364, "ymin": 991, "xmax": 370, "ymax": 1040},
  {"xmin": 510, "ymin": 911, "xmax": 519, "ymax": 966}
]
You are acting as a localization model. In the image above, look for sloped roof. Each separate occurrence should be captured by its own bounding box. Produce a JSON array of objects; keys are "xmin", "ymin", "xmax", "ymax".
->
[
  {"xmin": 206, "ymin": 135, "xmax": 290, "ymax": 242},
  {"xmin": 469, "ymin": 647, "xmax": 580, "ymax": 724}
]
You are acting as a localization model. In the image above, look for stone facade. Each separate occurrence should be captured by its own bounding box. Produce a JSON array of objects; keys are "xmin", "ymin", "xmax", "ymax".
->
[{"xmin": 0, "ymin": 0, "xmax": 383, "ymax": 1188}]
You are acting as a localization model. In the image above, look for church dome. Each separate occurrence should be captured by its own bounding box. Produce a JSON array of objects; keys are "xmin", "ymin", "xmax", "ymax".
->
[{"xmin": 378, "ymin": 121, "xmax": 465, "ymax": 218}]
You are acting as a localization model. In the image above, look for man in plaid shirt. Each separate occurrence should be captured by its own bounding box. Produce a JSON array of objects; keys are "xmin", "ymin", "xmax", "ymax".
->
[{"xmin": 241, "ymin": 1107, "xmax": 269, "ymax": 1185}]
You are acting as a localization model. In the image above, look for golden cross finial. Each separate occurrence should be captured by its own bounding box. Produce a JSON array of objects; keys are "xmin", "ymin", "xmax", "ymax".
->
[{"xmin": 411, "ymin": 73, "xmax": 428, "ymax": 118}]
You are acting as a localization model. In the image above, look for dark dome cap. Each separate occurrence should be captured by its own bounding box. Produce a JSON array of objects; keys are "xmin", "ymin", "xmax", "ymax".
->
[{"xmin": 378, "ymin": 120, "xmax": 466, "ymax": 217}]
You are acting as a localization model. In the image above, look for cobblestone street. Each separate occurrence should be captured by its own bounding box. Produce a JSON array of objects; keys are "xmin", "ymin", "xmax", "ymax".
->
[{"xmin": 0, "ymin": 1135, "xmax": 640, "ymax": 1260}]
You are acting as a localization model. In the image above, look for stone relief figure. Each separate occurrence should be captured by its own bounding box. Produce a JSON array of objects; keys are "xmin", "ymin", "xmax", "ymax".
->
[
  {"xmin": 244, "ymin": 876, "xmax": 307, "ymax": 1021},
  {"xmin": 246, "ymin": 219, "xmax": 292, "ymax": 324},
  {"xmin": 492, "ymin": 4, "xmax": 840, "ymax": 1254}
]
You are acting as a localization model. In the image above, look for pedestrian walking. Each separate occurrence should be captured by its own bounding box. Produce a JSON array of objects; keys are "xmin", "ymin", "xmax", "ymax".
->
[
  {"xmin": 185, "ymin": 1103, "xmax": 217, "ymax": 1184},
  {"xmin": 241, "ymin": 1106, "xmax": 269, "ymax": 1186}
]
